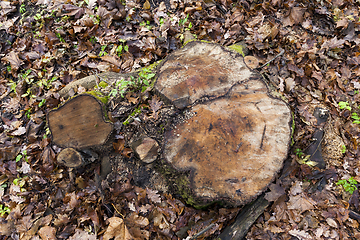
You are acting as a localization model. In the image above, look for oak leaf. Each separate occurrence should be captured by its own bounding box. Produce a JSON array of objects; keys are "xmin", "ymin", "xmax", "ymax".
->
[
  {"xmin": 103, "ymin": 217, "xmax": 133, "ymax": 240},
  {"xmin": 69, "ymin": 229, "xmax": 96, "ymax": 240},
  {"xmin": 287, "ymin": 193, "xmax": 316, "ymax": 213},
  {"xmin": 2, "ymin": 51, "xmax": 23, "ymax": 71}
]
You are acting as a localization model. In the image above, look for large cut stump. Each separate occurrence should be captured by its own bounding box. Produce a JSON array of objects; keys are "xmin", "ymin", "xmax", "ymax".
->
[
  {"xmin": 155, "ymin": 42, "xmax": 253, "ymax": 109},
  {"xmin": 156, "ymin": 42, "xmax": 292, "ymax": 207},
  {"xmin": 48, "ymin": 94, "xmax": 113, "ymax": 149}
]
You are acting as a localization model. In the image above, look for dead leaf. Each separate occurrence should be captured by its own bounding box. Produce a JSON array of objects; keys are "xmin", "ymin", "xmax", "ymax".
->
[
  {"xmin": 87, "ymin": 0, "xmax": 97, "ymax": 10},
  {"xmin": 265, "ymin": 183, "xmax": 285, "ymax": 202},
  {"xmin": 139, "ymin": 204, "xmax": 152, "ymax": 214},
  {"xmin": 38, "ymin": 226, "xmax": 56, "ymax": 240},
  {"xmin": 149, "ymin": 96, "xmax": 163, "ymax": 120},
  {"xmin": 321, "ymin": 37, "xmax": 345, "ymax": 50},
  {"xmin": 326, "ymin": 218, "xmax": 338, "ymax": 228},
  {"xmin": 288, "ymin": 229, "xmax": 312, "ymax": 240},
  {"xmin": 9, "ymin": 126, "xmax": 26, "ymax": 136},
  {"xmin": 283, "ymin": 7, "xmax": 306, "ymax": 26},
  {"xmin": 128, "ymin": 202, "xmax": 136, "ymax": 212},
  {"xmin": 101, "ymin": 55, "xmax": 122, "ymax": 67},
  {"xmin": 0, "ymin": 220, "xmax": 14, "ymax": 236},
  {"xmin": 287, "ymin": 193, "xmax": 316, "ymax": 213},
  {"xmin": 126, "ymin": 213, "xmax": 149, "ymax": 227},
  {"xmin": 19, "ymin": 162, "xmax": 31, "ymax": 174},
  {"xmin": 2, "ymin": 51, "xmax": 23, "ymax": 71},
  {"xmin": 285, "ymin": 77, "xmax": 295, "ymax": 92},
  {"xmin": 103, "ymin": 217, "xmax": 133, "ymax": 240},
  {"xmin": 10, "ymin": 195, "xmax": 25, "ymax": 204},
  {"xmin": 143, "ymin": 0, "xmax": 150, "ymax": 10},
  {"xmin": 289, "ymin": 181, "xmax": 303, "ymax": 196},
  {"xmin": 113, "ymin": 139, "xmax": 125, "ymax": 153},
  {"xmin": 147, "ymin": 188, "xmax": 161, "ymax": 204},
  {"xmin": 69, "ymin": 229, "xmax": 97, "ymax": 240}
]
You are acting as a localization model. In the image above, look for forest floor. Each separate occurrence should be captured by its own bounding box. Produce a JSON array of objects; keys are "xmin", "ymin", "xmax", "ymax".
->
[{"xmin": 1, "ymin": 0, "xmax": 360, "ymax": 239}]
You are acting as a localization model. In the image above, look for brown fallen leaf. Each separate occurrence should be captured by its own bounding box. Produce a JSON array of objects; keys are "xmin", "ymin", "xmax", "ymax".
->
[
  {"xmin": 288, "ymin": 229, "xmax": 312, "ymax": 240},
  {"xmin": 143, "ymin": 0, "xmax": 150, "ymax": 10},
  {"xmin": 287, "ymin": 193, "xmax": 316, "ymax": 213},
  {"xmin": 101, "ymin": 55, "xmax": 122, "ymax": 67},
  {"xmin": 264, "ymin": 183, "xmax": 285, "ymax": 202},
  {"xmin": 103, "ymin": 217, "xmax": 133, "ymax": 240},
  {"xmin": 2, "ymin": 51, "xmax": 23, "ymax": 71},
  {"xmin": 38, "ymin": 226, "xmax": 56, "ymax": 240},
  {"xmin": 147, "ymin": 188, "xmax": 161, "ymax": 204},
  {"xmin": 69, "ymin": 229, "xmax": 96, "ymax": 240}
]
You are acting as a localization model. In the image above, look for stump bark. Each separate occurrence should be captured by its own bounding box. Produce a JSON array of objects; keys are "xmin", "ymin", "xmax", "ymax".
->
[{"xmin": 155, "ymin": 41, "xmax": 292, "ymax": 207}]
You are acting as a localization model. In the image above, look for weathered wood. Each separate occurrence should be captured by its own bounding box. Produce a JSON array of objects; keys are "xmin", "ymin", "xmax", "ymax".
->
[
  {"xmin": 155, "ymin": 41, "xmax": 253, "ymax": 109},
  {"xmin": 157, "ymin": 42, "xmax": 292, "ymax": 207},
  {"xmin": 59, "ymin": 72, "xmax": 139, "ymax": 98},
  {"xmin": 218, "ymin": 194, "xmax": 270, "ymax": 240},
  {"xmin": 57, "ymin": 148, "xmax": 84, "ymax": 168},
  {"xmin": 48, "ymin": 94, "xmax": 113, "ymax": 149}
]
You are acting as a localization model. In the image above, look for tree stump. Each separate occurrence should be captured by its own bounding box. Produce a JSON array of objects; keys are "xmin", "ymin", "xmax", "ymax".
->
[
  {"xmin": 57, "ymin": 148, "xmax": 84, "ymax": 168},
  {"xmin": 47, "ymin": 94, "xmax": 113, "ymax": 167},
  {"xmin": 48, "ymin": 94, "xmax": 113, "ymax": 149},
  {"xmin": 155, "ymin": 41, "xmax": 292, "ymax": 207}
]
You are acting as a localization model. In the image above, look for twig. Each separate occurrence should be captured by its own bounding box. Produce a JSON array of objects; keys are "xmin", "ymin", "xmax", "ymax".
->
[
  {"xmin": 257, "ymin": 49, "xmax": 285, "ymax": 69},
  {"xmin": 189, "ymin": 223, "xmax": 216, "ymax": 239}
]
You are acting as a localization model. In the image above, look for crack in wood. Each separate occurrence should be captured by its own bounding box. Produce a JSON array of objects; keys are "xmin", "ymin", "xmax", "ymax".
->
[{"xmin": 260, "ymin": 124, "xmax": 266, "ymax": 150}]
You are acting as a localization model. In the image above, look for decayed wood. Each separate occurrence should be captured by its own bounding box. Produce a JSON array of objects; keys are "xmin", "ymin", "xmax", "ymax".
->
[
  {"xmin": 157, "ymin": 42, "xmax": 292, "ymax": 207},
  {"xmin": 57, "ymin": 148, "xmax": 84, "ymax": 168},
  {"xmin": 59, "ymin": 72, "xmax": 139, "ymax": 98},
  {"xmin": 48, "ymin": 94, "xmax": 113, "ymax": 149},
  {"xmin": 218, "ymin": 194, "xmax": 270, "ymax": 240}
]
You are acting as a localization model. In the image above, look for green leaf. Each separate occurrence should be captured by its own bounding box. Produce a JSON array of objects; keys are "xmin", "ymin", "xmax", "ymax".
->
[
  {"xmin": 13, "ymin": 178, "xmax": 19, "ymax": 185},
  {"xmin": 338, "ymin": 101, "xmax": 351, "ymax": 111},
  {"xmin": 15, "ymin": 155, "xmax": 22, "ymax": 162},
  {"xmin": 39, "ymin": 99, "xmax": 46, "ymax": 107},
  {"xmin": 109, "ymin": 89, "xmax": 118, "ymax": 98}
]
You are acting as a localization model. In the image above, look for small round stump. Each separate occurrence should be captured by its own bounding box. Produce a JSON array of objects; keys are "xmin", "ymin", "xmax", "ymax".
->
[
  {"xmin": 57, "ymin": 148, "xmax": 84, "ymax": 168},
  {"xmin": 156, "ymin": 41, "xmax": 292, "ymax": 207},
  {"xmin": 47, "ymin": 94, "xmax": 113, "ymax": 149}
]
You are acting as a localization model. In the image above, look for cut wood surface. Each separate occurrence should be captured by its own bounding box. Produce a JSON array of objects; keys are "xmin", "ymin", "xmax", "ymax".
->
[
  {"xmin": 155, "ymin": 41, "xmax": 253, "ymax": 109},
  {"xmin": 57, "ymin": 148, "xmax": 83, "ymax": 168},
  {"xmin": 157, "ymin": 41, "xmax": 292, "ymax": 207},
  {"xmin": 48, "ymin": 94, "xmax": 113, "ymax": 149}
]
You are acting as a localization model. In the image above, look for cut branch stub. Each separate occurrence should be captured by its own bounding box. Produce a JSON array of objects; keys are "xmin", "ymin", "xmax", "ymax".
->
[
  {"xmin": 155, "ymin": 41, "xmax": 253, "ymax": 109},
  {"xmin": 157, "ymin": 41, "xmax": 292, "ymax": 207},
  {"xmin": 48, "ymin": 94, "xmax": 113, "ymax": 149},
  {"xmin": 57, "ymin": 148, "xmax": 84, "ymax": 168}
]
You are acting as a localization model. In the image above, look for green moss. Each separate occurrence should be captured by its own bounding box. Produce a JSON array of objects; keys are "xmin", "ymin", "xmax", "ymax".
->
[
  {"xmin": 147, "ymin": 60, "xmax": 162, "ymax": 71},
  {"xmin": 183, "ymin": 38, "xmax": 198, "ymax": 46},
  {"xmin": 157, "ymin": 164, "xmax": 217, "ymax": 209},
  {"xmin": 291, "ymin": 112, "xmax": 295, "ymax": 146},
  {"xmin": 98, "ymin": 81, "xmax": 108, "ymax": 88},
  {"xmin": 227, "ymin": 44, "xmax": 245, "ymax": 57},
  {"xmin": 86, "ymin": 90, "xmax": 109, "ymax": 105}
]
